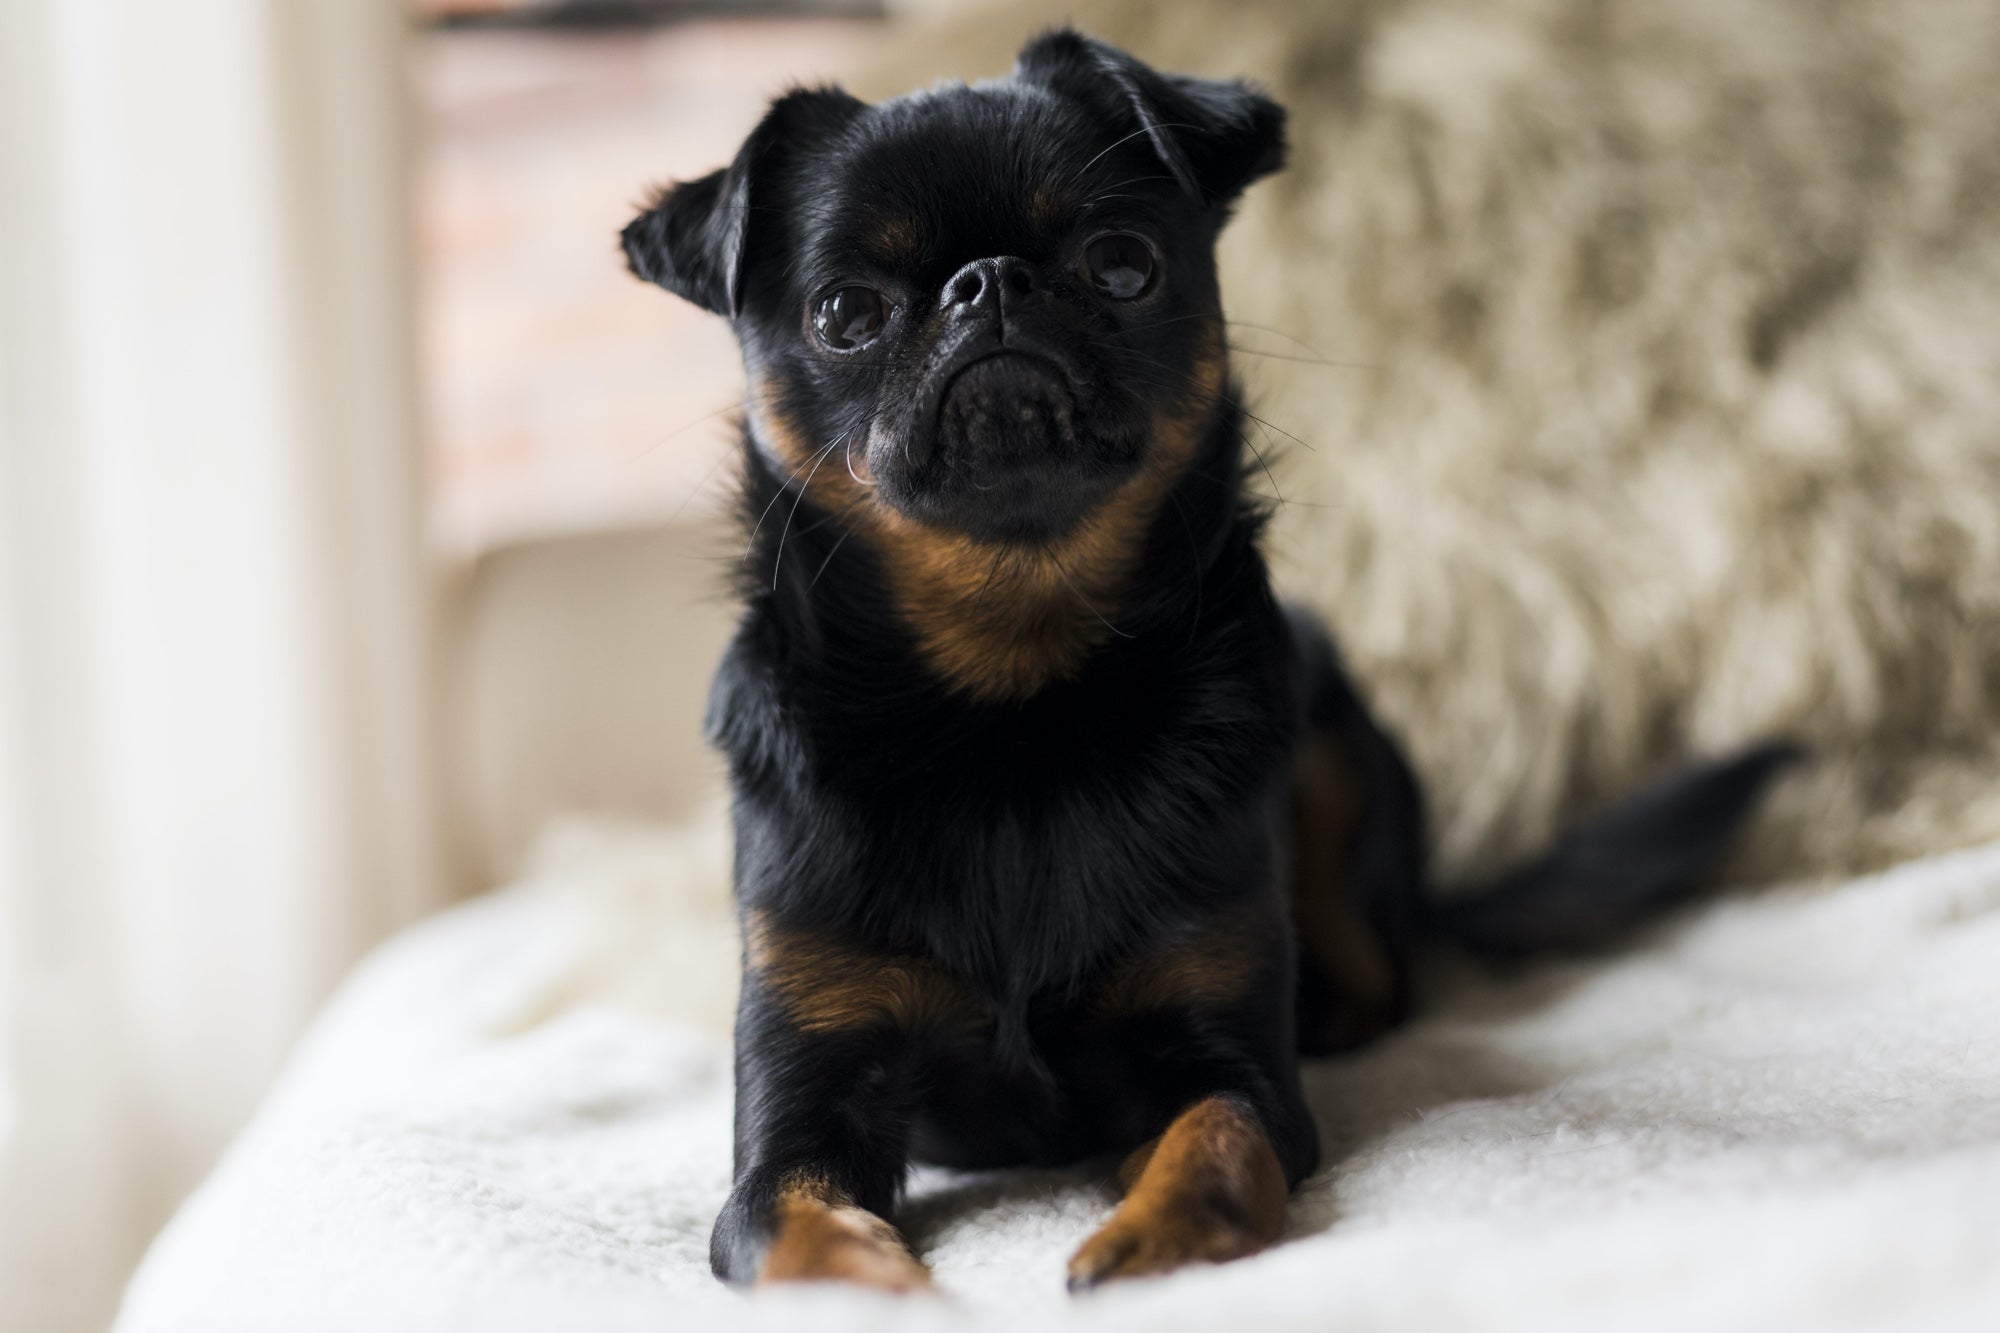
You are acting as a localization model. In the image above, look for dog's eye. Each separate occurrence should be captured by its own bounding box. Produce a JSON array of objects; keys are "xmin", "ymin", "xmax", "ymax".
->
[
  {"xmin": 1081, "ymin": 234, "xmax": 1157, "ymax": 300},
  {"xmin": 813, "ymin": 286, "xmax": 888, "ymax": 351}
]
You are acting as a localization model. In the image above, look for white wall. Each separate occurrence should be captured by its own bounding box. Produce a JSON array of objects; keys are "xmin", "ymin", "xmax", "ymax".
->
[{"xmin": 0, "ymin": 3, "xmax": 442, "ymax": 1328}]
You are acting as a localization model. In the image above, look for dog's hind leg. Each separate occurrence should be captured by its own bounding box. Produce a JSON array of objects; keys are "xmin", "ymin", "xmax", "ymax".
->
[
  {"xmin": 1290, "ymin": 734, "xmax": 1403, "ymax": 1051},
  {"xmin": 1285, "ymin": 606, "xmax": 1428, "ymax": 1054}
]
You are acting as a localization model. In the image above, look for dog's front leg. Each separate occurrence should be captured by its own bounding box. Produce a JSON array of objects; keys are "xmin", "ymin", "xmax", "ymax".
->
[
  {"xmin": 710, "ymin": 1010, "xmax": 929, "ymax": 1291},
  {"xmin": 710, "ymin": 913, "xmax": 981, "ymax": 1291}
]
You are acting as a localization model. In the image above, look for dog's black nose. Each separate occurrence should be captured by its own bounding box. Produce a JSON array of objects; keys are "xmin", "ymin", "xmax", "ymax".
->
[{"xmin": 941, "ymin": 256, "xmax": 1040, "ymax": 312}]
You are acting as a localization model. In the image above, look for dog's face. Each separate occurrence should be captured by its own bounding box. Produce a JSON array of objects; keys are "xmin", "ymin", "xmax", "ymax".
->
[{"xmin": 623, "ymin": 31, "xmax": 1284, "ymax": 547}]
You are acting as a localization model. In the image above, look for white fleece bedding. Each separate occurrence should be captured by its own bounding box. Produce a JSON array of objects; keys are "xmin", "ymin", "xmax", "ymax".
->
[{"xmin": 115, "ymin": 826, "xmax": 2000, "ymax": 1333}]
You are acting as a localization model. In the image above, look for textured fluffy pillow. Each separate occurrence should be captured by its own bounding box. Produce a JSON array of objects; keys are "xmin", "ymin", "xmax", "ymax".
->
[{"xmin": 863, "ymin": 0, "xmax": 2000, "ymax": 884}]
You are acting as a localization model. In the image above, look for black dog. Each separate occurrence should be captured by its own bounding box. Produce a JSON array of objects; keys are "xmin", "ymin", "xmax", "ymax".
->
[{"xmin": 621, "ymin": 30, "xmax": 1794, "ymax": 1293}]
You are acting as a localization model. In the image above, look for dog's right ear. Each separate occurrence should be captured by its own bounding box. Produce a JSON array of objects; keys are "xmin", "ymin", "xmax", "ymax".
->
[
  {"xmin": 621, "ymin": 86, "xmax": 864, "ymax": 317},
  {"xmin": 1014, "ymin": 29, "xmax": 1285, "ymax": 212}
]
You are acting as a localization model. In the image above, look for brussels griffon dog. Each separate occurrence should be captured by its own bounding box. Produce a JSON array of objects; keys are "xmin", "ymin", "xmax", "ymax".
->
[{"xmin": 620, "ymin": 29, "xmax": 1793, "ymax": 1294}]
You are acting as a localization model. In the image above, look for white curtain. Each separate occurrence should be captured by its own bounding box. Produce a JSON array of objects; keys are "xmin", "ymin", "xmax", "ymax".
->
[{"xmin": 0, "ymin": 3, "xmax": 442, "ymax": 1330}]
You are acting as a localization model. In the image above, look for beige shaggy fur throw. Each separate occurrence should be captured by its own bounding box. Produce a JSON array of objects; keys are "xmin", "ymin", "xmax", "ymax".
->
[{"xmin": 861, "ymin": 0, "xmax": 2000, "ymax": 885}]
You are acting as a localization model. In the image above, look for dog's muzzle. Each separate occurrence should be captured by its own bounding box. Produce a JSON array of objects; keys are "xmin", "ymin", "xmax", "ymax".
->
[{"xmin": 937, "ymin": 353, "xmax": 1079, "ymax": 469}]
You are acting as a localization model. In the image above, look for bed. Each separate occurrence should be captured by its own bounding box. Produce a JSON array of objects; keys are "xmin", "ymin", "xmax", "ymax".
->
[{"xmin": 115, "ymin": 817, "xmax": 2000, "ymax": 1333}]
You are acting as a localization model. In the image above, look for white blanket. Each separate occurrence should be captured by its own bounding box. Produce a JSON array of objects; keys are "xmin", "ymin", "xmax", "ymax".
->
[{"xmin": 116, "ymin": 827, "xmax": 2000, "ymax": 1333}]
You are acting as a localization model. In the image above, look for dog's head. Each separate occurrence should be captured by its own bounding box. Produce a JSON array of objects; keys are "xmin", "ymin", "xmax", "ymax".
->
[{"xmin": 622, "ymin": 30, "xmax": 1284, "ymax": 548}]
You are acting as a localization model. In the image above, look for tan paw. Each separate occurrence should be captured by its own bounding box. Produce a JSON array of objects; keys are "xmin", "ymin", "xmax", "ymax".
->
[
  {"xmin": 758, "ymin": 1198, "xmax": 933, "ymax": 1293},
  {"xmin": 1068, "ymin": 1095, "xmax": 1290, "ymax": 1292},
  {"xmin": 1065, "ymin": 1194, "xmax": 1271, "ymax": 1291}
]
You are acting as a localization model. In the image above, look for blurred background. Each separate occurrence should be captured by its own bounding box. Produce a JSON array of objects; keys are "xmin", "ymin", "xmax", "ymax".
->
[
  {"xmin": 5, "ymin": 0, "xmax": 1998, "ymax": 1329},
  {"xmin": 0, "ymin": 3, "xmax": 882, "ymax": 1327}
]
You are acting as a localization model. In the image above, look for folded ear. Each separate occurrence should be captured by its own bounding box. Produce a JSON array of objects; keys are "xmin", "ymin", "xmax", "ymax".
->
[
  {"xmin": 621, "ymin": 86, "xmax": 865, "ymax": 316},
  {"xmin": 1014, "ymin": 29, "xmax": 1286, "ymax": 211},
  {"xmin": 621, "ymin": 168, "xmax": 739, "ymax": 316}
]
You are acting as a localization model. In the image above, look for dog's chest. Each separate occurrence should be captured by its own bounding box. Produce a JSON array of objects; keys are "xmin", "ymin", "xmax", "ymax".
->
[
  {"xmin": 828, "ymin": 697, "xmax": 1291, "ymax": 995},
  {"xmin": 716, "ymin": 601, "xmax": 1300, "ymax": 996}
]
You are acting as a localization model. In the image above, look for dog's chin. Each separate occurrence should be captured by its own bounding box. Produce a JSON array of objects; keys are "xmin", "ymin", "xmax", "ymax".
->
[
  {"xmin": 871, "ymin": 352, "xmax": 1142, "ymax": 544},
  {"xmin": 895, "ymin": 463, "xmax": 1118, "ymax": 545}
]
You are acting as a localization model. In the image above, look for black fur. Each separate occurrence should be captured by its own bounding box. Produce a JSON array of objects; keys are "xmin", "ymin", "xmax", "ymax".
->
[
  {"xmin": 621, "ymin": 29, "xmax": 1797, "ymax": 1288},
  {"xmin": 1426, "ymin": 742, "xmax": 1806, "ymax": 957}
]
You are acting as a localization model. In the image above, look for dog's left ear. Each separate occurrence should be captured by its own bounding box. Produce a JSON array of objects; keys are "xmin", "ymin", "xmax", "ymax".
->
[
  {"xmin": 622, "ymin": 86, "xmax": 865, "ymax": 316},
  {"xmin": 1014, "ymin": 29, "xmax": 1286, "ymax": 210}
]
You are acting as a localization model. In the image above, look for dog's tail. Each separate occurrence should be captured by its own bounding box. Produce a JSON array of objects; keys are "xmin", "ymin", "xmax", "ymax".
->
[{"xmin": 1420, "ymin": 742, "xmax": 1802, "ymax": 957}]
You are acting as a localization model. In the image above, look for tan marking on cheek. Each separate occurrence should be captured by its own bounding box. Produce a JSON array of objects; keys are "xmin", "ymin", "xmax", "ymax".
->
[
  {"xmin": 745, "ymin": 910, "xmax": 985, "ymax": 1036},
  {"xmin": 758, "ymin": 1172, "xmax": 931, "ymax": 1292},
  {"xmin": 1066, "ymin": 1095, "xmax": 1289, "ymax": 1288},
  {"xmin": 1036, "ymin": 338, "xmax": 1223, "ymax": 596},
  {"xmin": 752, "ymin": 378, "xmax": 877, "ymax": 517},
  {"xmin": 750, "ymin": 378, "xmax": 818, "ymax": 475}
]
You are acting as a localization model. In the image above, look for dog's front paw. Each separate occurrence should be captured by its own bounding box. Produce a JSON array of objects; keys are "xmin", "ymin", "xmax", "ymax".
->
[
  {"xmin": 1067, "ymin": 1096, "xmax": 1290, "ymax": 1291},
  {"xmin": 759, "ymin": 1196, "xmax": 933, "ymax": 1293},
  {"xmin": 1065, "ymin": 1193, "xmax": 1270, "ymax": 1291}
]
